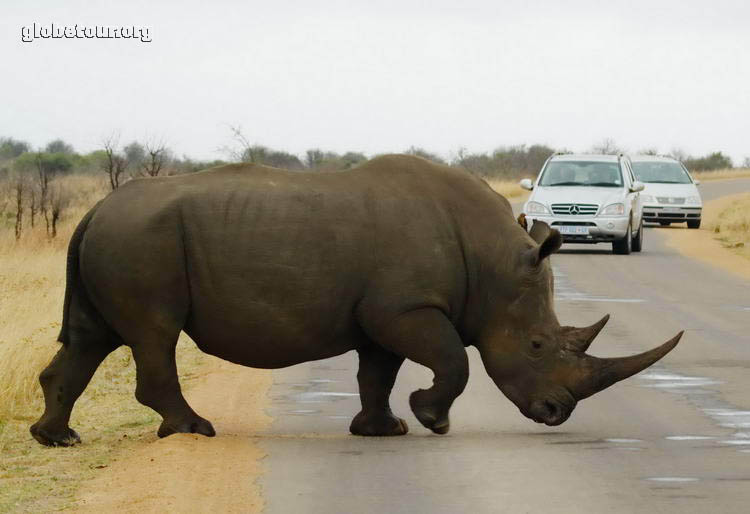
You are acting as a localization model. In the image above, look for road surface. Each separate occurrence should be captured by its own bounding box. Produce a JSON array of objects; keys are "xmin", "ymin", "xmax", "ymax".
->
[{"xmin": 258, "ymin": 179, "xmax": 750, "ymax": 513}]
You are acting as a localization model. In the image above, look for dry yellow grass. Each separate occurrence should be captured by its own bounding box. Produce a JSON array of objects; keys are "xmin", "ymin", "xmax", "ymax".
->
[
  {"xmin": 0, "ymin": 174, "xmax": 209, "ymax": 511},
  {"xmin": 692, "ymin": 167, "xmax": 750, "ymax": 182},
  {"xmin": 705, "ymin": 192, "xmax": 750, "ymax": 260},
  {"xmin": 486, "ymin": 178, "xmax": 531, "ymax": 200}
]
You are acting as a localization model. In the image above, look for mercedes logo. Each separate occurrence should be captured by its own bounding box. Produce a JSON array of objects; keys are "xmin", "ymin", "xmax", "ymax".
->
[{"xmin": 568, "ymin": 205, "xmax": 580, "ymax": 215}]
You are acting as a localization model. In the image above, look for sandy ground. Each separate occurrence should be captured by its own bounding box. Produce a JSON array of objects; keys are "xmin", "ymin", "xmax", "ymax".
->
[
  {"xmin": 72, "ymin": 358, "xmax": 271, "ymax": 513},
  {"xmin": 662, "ymin": 193, "xmax": 750, "ymax": 281}
]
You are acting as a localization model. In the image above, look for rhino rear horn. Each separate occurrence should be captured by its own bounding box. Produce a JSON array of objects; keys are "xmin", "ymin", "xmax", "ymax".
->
[
  {"xmin": 525, "ymin": 221, "xmax": 562, "ymax": 266},
  {"xmin": 573, "ymin": 331, "xmax": 684, "ymax": 400},
  {"xmin": 565, "ymin": 314, "xmax": 610, "ymax": 352}
]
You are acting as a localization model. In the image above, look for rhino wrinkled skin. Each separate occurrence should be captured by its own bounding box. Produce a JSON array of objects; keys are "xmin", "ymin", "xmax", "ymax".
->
[{"xmin": 30, "ymin": 155, "xmax": 682, "ymax": 446}]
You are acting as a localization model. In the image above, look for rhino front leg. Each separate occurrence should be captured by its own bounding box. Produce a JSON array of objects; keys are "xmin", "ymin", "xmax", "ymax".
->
[
  {"xmin": 350, "ymin": 345, "xmax": 408, "ymax": 436},
  {"xmin": 131, "ymin": 336, "xmax": 215, "ymax": 439},
  {"xmin": 375, "ymin": 308, "xmax": 469, "ymax": 435}
]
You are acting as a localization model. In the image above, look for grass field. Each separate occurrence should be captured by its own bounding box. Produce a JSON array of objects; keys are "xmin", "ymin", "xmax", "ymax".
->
[
  {"xmin": 705, "ymin": 192, "xmax": 750, "ymax": 260},
  {"xmin": 0, "ymin": 174, "xmax": 208, "ymax": 511},
  {"xmin": 692, "ymin": 167, "xmax": 750, "ymax": 182}
]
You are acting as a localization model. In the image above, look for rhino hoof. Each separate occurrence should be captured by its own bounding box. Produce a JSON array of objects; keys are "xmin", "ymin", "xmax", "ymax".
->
[
  {"xmin": 350, "ymin": 410, "xmax": 409, "ymax": 436},
  {"xmin": 409, "ymin": 390, "xmax": 450, "ymax": 435},
  {"xmin": 157, "ymin": 416, "xmax": 216, "ymax": 438},
  {"xmin": 30, "ymin": 423, "xmax": 81, "ymax": 447}
]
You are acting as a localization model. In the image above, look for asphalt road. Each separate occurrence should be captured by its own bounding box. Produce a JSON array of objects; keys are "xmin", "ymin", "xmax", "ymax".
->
[{"xmin": 258, "ymin": 179, "xmax": 750, "ymax": 513}]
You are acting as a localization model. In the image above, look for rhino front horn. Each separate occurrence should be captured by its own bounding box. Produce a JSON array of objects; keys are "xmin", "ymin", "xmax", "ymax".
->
[{"xmin": 573, "ymin": 331, "xmax": 684, "ymax": 400}]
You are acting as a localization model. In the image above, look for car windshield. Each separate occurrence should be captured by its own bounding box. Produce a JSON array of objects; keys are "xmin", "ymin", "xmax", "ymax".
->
[
  {"xmin": 539, "ymin": 161, "xmax": 623, "ymax": 187},
  {"xmin": 631, "ymin": 162, "xmax": 692, "ymax": 184}
]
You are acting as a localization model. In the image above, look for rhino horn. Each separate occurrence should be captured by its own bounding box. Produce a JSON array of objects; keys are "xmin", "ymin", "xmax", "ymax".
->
[
  {"xmin": 565, "ymin": 314, "xmax": 610, "ymax": 352},
  {"xmin": 572, "ymin": 331, "xmax": 683, "ymax": 400}
]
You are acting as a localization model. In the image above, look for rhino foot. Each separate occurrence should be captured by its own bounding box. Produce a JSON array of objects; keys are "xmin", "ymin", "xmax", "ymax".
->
[
  {"xmin": 350, "ymin": 410, "xmax": 409, "ymax": 436},
  {"xmin": 30, "ymin": 423, "xmax": 81, "ymax": 447},
  {"xmin": 157, "ymin": 416, "xmax": 216, "ymax": 438},
  {"xmin": 409, "ymin": 390, "xmax": 450, "ymax": 435}
]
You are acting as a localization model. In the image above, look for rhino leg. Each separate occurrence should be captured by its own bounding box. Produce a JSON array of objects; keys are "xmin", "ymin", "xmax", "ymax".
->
[
  {"xmin": 375, "ymin": 308, "xmax": 469, "ymax": 435},
  {"xmin": 131, "ymin": 336, "xmax": 215, "ymax": 438},
  {"xmin": 31, "ymin": 308, "xmax": 120, "ymax": 447},
  {"xmin": 350, "ymin": 345, "xmax": 408, "ymax": 436}
]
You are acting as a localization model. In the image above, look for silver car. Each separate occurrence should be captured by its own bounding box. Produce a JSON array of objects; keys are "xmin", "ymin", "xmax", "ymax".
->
[
  {"xmin": 630, "ymin": 155, "xmax": 703, "ymax": 229},
  {"xmin": 520, "ymin": 154, "xmax": 645, "ymax": 255}
]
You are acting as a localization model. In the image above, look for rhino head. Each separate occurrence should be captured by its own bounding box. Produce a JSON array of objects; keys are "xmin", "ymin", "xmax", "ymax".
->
[{"xmin": 476, "ymin": 221, "xmax": 682, "ymax": 426}]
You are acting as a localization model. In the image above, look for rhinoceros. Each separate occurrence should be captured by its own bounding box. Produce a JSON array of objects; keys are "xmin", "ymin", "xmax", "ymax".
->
[{"xmin": 30, "ymin": 154, "xmax": 682, "ymax": 446}]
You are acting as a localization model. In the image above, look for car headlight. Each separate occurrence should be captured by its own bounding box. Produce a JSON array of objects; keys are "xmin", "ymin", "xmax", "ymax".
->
[
  {"xmin": 525, "ymin": 201, "xmax": 549, "ymax": 215},
  {"xmin": 685, "ymin": 195, "xmax": 701, "ymax": 205},
  {"xmin": 640, "ymin": 194, "xmax": 655, "ymax": 203},
  {"xmin": 600, "ymin": 203, "xmax": 625, "ymax": 216}
]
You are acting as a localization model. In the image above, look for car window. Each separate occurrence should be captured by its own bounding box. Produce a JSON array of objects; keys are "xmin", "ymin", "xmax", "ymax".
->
[
  {"xmin": 539, "ymin": 161, "xmax": 623, "ymax": 187},
  {"xmin": 631, "ymin": 162, "xmax": 693, "ymax": 184}
]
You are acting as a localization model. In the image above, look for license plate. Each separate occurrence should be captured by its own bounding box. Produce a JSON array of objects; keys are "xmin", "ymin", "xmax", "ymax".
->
[
  {"xmin": 662, "ymin": 207, "xmax": 682, "ymax": 213},
  {"xmin": 559, "ymin": 226, "xmax": 589, "ymax": 235}
]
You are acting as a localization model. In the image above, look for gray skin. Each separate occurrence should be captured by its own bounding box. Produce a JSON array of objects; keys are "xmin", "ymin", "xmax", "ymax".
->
[{"xmin": 30, "ymin": 155, "xmax": 682, "ymax": 446}]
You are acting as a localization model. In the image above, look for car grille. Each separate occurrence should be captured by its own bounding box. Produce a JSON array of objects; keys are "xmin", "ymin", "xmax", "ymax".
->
[
  {"xmin": 550, "ymin": 203, "xmax": 599, "ymax": 215},
  {"xmin": 656, "ymin": 196, "xmax": 685, "ymax": 205}
]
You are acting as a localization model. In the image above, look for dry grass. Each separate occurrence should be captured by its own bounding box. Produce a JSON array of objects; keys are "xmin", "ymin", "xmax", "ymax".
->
[
  {"xmin": 486, "ymin": 178, "xmax": 531, "ymax": 200},
  {"xmin": 692, "ymin": 167, "xmax": 750, "ymax": 182},
  {"xmin": 705, "ymin": 192, "xmax": 750, "ymax": 260},
  {"xmin": 0, "ymin": 173, "xmax": 209, "ymax": 511}
]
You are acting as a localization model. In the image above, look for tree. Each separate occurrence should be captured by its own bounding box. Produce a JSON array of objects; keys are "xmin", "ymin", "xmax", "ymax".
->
[
  {"xmin": 743, "ymin": 157, "xmax": 750, "ymax": 168},
  {"xmin": 140, "ymin": 141, "xmax": 171, "ymax": 177},
  {"xmin": 102, "ymin": 134, "xmax": 129, "ymax": 190},
  {"xmin": 683, "ymin": 152, "xmax": 733, "ymax": 172},
  {"xmin": 124, "ymin": 141, "xmax": 146, "ymax": 170},
  {"xmin": 45, "ymin": 139, "xmax": 75, "ymax": 155},
  {"xmin": 0, "ymin": 137, "xmax": 30, "ymax": 160},
  {"xmin": 48, "ymin": 181, "xmax": 71, "ymax": 238},
  {"xmin": 590, "ymin": 138, "xmax": 623, "ymax": 155}
]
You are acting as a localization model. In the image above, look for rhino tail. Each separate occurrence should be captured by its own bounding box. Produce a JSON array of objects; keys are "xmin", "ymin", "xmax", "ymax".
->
[{"xmin": 57, "ymin": 201, "xmax": 102, "ymax": 346}]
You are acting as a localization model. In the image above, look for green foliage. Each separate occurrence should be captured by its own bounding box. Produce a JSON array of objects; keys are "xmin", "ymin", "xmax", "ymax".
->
[
  {"xmin": 13, "ymin": 152, "xmax": 74, "ymax": 176},
  {"xmin": 44, "ymin": 139, "xmax": 75, "ymax": 155},
  {"xmin": 684, "ymin": 151, "xmax": 733, "ymax": 172},
  {"xmin": 0, "ymin": 137, "xmax": 30, "ymax": 160}
]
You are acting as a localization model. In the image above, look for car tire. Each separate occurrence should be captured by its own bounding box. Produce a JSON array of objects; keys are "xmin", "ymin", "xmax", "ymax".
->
[
  {"xmin": 612, "ymin": 220, "xmax": 632, "ymax": 255},
  {"xmin": 687, "ymin": 219, "xmax": 701, "ymax": 229},
  {"xmin": 659, "ymin": 221, "xmax": 670, "ymax": 226},
  {"xmin": 632, "ymin": 218, "xmax": 643, "ymax": 252}
]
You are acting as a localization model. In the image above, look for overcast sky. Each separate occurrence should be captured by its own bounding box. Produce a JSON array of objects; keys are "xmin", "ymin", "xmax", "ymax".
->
[{"xmin": 3, "ymin": 0, "xmax": 749, "ymax": 163}]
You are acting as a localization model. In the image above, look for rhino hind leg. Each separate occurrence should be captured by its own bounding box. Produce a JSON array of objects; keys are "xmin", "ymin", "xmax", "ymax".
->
[
  {"xmin": 350, "ymin": 344, "xmax": 408, "ymax": 436},
  {"xmin": 130, "ymin": 335, "xmax": 215, "ymax": 439},
  {"xmin": 31, "ymin": 298, "xmax": 120, "ymax": 446},
  {"xmin": 371, "ymin": 308, "xmax": 469, "ymax": 435}
]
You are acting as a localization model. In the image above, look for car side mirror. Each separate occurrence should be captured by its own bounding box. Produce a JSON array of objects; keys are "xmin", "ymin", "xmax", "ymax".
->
[
  {"xmin": 630, "ymin": 181, "xmax": 645, "ymax": 193},
  {"xmin": 519, "ymin": 178, "xmax": 534, "ymax": 191},
  {"xmin": 694, "ymin": 179, "xmax": 701, "ymax": 186}
]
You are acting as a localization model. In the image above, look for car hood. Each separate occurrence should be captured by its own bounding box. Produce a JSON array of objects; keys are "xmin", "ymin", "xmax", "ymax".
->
[
  {"xmin": 529, "ymin": 186, "xmax": 625, "ymax": 208},
  {"xmin": 641, "ymin": 183, "xmax": 701, "ymax": 199}
]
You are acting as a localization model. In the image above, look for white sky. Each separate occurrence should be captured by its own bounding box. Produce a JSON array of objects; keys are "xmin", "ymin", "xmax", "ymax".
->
[{"xmin": 2, "ymin": 0, "xmax": 749, "ymax": 163}]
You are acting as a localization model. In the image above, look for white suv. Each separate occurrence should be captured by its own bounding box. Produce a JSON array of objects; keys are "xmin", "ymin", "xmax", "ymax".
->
[{"xmin": 520, "ymin": 154, "xmax": 645, "ymax": 255}]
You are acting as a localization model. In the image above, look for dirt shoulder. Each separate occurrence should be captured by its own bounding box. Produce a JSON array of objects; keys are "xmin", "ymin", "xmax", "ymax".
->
[
  {"xmin": 662, "ymin": 192, "xmax": 750, "ymax": 281},
  {"xmin": 72, "ymin": 358, "xmax": 272, "ymax": 513}
]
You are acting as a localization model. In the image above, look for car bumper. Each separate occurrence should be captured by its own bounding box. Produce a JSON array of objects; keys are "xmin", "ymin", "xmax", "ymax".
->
[
  {"xmin": 525, "ymin": 215, "xmax": 630, "ymax": 243},
  {"xmin": 642, "ymin": 205, "xmax": 701, "ymax": 223}
]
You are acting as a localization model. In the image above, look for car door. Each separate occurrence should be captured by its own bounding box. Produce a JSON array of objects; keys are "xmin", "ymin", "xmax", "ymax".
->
[{"xmin": 623, "ymin": 160, "xmax": 642, "ymax": 228}]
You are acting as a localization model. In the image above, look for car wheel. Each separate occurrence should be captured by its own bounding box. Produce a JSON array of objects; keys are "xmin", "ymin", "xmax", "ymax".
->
[
  {"xmin": 659, "ymin": 221, "xmax": 670, "ymax": 226},
  {"xmin": 612, "ymin": 220, "xmax": 632, "ymax": 255},
  {"xmin": 687, "ymin": 219, "xmax": 701, "ymax": 229},
  {"xmin": 632, "ymin": 218, "xmax": 643, "ymax": 252}
]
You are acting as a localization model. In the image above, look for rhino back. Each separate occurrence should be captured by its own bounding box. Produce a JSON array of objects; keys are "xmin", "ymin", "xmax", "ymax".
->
[{"xmin": 80, "ymin": 156, "xmax": 514, "ymax": 367}]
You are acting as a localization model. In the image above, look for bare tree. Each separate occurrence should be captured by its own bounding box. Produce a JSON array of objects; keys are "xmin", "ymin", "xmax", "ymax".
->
[
  {"xmin": 102, "ymin": 134, "xmax": 129, "ymax": 190},
  {"xmin": 141, "ymin": 140, "xmax": 170, "ymax": 177},
  {"xmin": 48, "ymin": 181, "xmax": 71, "ymax": 238},
  {"xmin": 35, "ymin": 152, "xmax": 51, "ymax": 235},
  {"xmin": 590, "ymin": 138, "xmax": 624, "ymax": 155},
  {"xmin": 220, "ymin": 125, "xmax": 253, "ymax": 163},
  {"xmin": 12, "ymin": 173, "xmax": 26, "ymax": 240}
]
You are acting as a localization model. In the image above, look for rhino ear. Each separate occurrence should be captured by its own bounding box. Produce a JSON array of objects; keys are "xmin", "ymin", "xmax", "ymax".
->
[{"xmin": 524, "ymin": 223, "xmax": 562, "ymax": 266}]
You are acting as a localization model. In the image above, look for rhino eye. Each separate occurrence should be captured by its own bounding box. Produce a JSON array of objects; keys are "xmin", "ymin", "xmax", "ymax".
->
[{"xmin": 531, "ymin": 340, "xmax": 543, "ymax": 351}]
